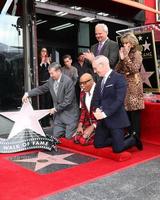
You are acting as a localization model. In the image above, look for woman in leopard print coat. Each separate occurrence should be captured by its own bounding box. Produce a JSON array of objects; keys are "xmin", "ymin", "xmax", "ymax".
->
[{"xmin": 115, "ymin": 32, "xmax": 144, "ymax": 138}]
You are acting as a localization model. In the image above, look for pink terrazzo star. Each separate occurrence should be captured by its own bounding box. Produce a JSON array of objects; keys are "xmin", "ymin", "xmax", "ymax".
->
[{"xmin": 0, "ymin": 101, "xmax": 50, "ymax": 139}]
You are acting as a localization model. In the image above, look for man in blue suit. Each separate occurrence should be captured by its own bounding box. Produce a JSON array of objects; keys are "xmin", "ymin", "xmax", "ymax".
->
[{"xmin": 92, "ymin": 55, "xmax": 143, "ymax": 153}]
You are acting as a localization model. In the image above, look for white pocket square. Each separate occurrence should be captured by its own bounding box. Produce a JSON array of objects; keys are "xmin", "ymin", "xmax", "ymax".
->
[{"xmin": 105, "ymin": 84, "xmax": 113, "ymax": 88}]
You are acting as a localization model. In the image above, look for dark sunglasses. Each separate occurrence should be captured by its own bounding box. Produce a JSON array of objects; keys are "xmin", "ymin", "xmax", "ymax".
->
[{"xmin": 79, "ymin": 79, "xmax": 92, "ymax": 86}]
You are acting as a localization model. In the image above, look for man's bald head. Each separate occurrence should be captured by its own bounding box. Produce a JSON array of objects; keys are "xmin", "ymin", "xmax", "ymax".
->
[
  {"xmin": 80, "ymin": 73, "xmax": 93, "ymax": 82},
  {"xmin": 79, "ymin": 73, "xmax": 94, "ymax": 92}
]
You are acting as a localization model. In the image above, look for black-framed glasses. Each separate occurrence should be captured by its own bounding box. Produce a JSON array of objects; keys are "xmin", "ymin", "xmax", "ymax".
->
[{"xmin": 79, "ymin": 79, "xmax": 92, "ymax": 86}]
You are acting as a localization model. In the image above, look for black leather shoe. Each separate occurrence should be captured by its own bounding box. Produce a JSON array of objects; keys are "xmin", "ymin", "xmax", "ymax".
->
[
  {"xmin": 52, "ymin": 136, "xmax": 60, "ymax": 144},
  {"xmin": 132, "ymin": 132, "xmax": 143, "ymax": 151},
  {"xmin": 52, "ymin": 144, "xmax": 58, "ymax": 152},
  {"xmin": 124, "ymin": 132, "xmax": 131, "ymax": 139}
]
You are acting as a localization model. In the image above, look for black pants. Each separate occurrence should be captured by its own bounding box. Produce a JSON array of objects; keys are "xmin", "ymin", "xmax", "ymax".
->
[{"xmin": 127, "ymin": 110, "xmax": 141, "ymax": 138}]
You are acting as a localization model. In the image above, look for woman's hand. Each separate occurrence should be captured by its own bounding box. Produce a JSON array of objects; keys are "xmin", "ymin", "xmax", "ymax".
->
[{"xmin": 119, "ymin": 46, "xmax": 130, "ymax": 60}]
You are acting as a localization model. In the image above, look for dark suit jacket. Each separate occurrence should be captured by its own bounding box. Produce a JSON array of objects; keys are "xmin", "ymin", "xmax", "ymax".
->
[
  {"xmin": 93, "ymin": 71, "xmax": 130, "ymax": 129},
  {"xmin": 91, "ymin": 39, "xmax": 119, "ymax": 69},
  {"xmin": 28, "ymin": 73, "xmax": 79, "ymax": 125}
]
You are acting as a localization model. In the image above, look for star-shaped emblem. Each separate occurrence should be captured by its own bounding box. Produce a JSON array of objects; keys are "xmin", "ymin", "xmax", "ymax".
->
[
  {"xmin": 138, "ymin": 35, "xmax": 142, "ymax": 41},
  {"xmin": 15, "ymin": 152, "xmax": 77, "ymax": 171},
  {"xmin": 0, "ymin": 101, "xmax": 50, "ymax": 139},
  {"xmin": 142, "ymin": 40, "xmax": 151, "ymax": 51},
  {"xmin": 140, "ymin": 65, "xmax": 154, "ymax": 87}
]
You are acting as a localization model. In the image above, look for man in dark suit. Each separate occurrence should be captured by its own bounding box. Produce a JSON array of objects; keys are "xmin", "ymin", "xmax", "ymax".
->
[
  {"xmin": 84, "ymin": 23, "xmax": 119, "ymax": 70},
  {"xmin": 73, "ymin": 73, "xmax": 96, "ymax": 145},
  {"xmin": 92, "ymin": 55, "xmax": 143, "ymax": 153},
  {"xmin": 22, "ymin": 62, "xmax": 79, "ymax": 139}
]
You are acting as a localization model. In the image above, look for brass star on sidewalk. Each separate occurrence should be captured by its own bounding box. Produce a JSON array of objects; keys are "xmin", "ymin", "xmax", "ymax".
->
[
  {"xmin": 15, "ymin": 152, "xmax": 77, "ymax": 171},
  {"xmin": 140, "ymin": 65, "xmax": 154, "ymax": 88},
  {"xmin": 0, "ymin": 101, "xmax": 50, "ymax": 139}
]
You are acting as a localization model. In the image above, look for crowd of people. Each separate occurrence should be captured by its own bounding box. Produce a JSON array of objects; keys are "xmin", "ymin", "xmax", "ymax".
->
[{"xmin": 22, "ymin": 23, "xmax": 144, "ymax": 153}]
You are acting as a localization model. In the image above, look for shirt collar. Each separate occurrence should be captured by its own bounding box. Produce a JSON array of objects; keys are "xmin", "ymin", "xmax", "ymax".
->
[
  {"xmin": 99, "ymin": 39, "xmax": 108, "ymax": 46},
  {"xmin": 56, "ymin": 74, "xmax": 62, "ymax": 83},
  {"xmin": 90, "ymin": 83, "xmax": 96, "ymax": 95},
  {"xmin": 103, "ymin": 69, "xmax": 112, "ymax": 82}
]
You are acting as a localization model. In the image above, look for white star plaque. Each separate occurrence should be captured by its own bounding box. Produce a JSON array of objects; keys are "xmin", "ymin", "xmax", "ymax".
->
[
  {"xmin": 142, "ymin": 40, "xmax": 151, "ymax": 51},
  {"xmin": 0, "ymin": 101, "xmax": 50, "ymax": 139}
]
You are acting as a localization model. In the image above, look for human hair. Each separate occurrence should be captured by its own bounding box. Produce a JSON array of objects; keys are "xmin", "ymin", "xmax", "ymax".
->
[
  {"xmin": 78, "ymin": 52, "xmax": 83, "ymax": 57},
  {"xmin": 40, "ymin": 48, "xmax": 48, "ymax": 57},
  {"xmin": 48, "ymin": 62, "xmax": 62, "ymax": 71},
  {"xmin": 120, "ymin": 32, "xmax": 139, "ymax": 49},
  {"xmin": 94, "ymin": 55, "xmax": 109, "ymax": 66},
  {"xmin": 95, "ymin": 23, "xmax": 108, "ymax": 34},
  {"xmin": 62, "ymin": 54, "xmax": 72, "ymax": 60}
]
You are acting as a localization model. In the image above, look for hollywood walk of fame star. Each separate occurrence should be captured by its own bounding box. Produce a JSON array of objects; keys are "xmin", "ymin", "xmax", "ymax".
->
[
  {"xmin": 142, "ymin": 40, "xmax": 151, "ymax": 51},
  {"xmin": 140, "ymin": 65, "xmax": 154, "ymax": 88},
  {"xmin": 0, "ymin": 101, "xmax": 50, "ymax": 139},
  {"xmin": 15, "ymin": 152, "xmax": 77, "ymax": 171}
]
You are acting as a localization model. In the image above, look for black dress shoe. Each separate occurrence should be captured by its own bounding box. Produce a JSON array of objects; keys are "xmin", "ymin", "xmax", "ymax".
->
[
  {"xmin": 52, "ymin": 136, "xmax": 61, "ymax": 144},
  {"xmin": 132, "ymin": 132, "xmax": 143, "ymax": 151},
  {"xmin": 124, "ymin": 132, "xmax": 131, "ymax": 139},
  {"xmin": 52, "ymin": 144, "xmax": 58, "ymax": 152}
]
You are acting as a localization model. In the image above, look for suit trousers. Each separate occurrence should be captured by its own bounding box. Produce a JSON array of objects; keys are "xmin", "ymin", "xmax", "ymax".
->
[{"xmin": 94, "ymin": 120, "xmax": 136, "ymax": 153}]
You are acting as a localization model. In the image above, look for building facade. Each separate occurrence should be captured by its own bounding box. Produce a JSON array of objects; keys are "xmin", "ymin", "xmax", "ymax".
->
[{"xmin": 0, "ymin": 0, "xmax": 159, "ymax": 111}]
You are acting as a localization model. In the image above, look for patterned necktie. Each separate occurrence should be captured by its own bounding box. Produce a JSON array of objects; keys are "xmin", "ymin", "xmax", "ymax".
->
[
  {"xmin": 101, "ymin": 78, "xmax": 105, "ymax": 94},
  {"xmin": 97, "ymin": 42, "xmax": 103, "ymax": 55},
  {"xmin": 54, "ymin": 81, "xmax": 59, "ymax": 95}
]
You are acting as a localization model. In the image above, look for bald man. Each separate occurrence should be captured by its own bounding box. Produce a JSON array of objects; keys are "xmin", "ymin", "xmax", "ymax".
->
[
  {"xmin": 92, "ymin": 55, "xmax": 143, "ymax": 153},
  {"xmin": 73, "ymin": 73, "xmax": 97, "ymax": 145}
]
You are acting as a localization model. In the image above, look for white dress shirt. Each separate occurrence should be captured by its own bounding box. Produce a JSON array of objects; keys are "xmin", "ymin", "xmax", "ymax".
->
[
  {"xmin": 100, "ymin": 69, "xmax": 113, "ymax": 118},
  {"xmin": 85, "ymin": 83, "xmax": 96, "ymax": 112}
]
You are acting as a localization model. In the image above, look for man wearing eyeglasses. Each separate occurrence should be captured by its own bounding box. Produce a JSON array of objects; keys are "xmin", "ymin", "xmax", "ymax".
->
[{"xmin": 73, "ymin": 73, "xmax": 97, "ymax": 145}]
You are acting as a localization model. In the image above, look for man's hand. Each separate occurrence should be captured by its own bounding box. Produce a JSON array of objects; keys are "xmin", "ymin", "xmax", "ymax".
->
[
  {"xmin": 83, "ymin": 50, "xmax": 95, "ymax": 62},
  {"xmin": 49, "ymin": 108, "xmax": 57, "ymax": 115},
  {"xmin": 22, "ymin": 93, "xmax": 29, "ymax": 103},
  {"xmin": 77, "ymin": 123, "xmax": 84, "ymax": 135},
  {"xmin": 83, "ymin": 125, "xmax": 94, "ymax": 138},
  {"xmin": 94, "ymin": 108, "xmax": 106, "ymax": 120}
]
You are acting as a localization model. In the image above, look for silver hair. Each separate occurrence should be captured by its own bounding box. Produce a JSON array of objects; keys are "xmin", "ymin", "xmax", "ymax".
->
[
  {"xmin": 93, "ymin": 55, "xmax": 110, "ymax": 70},
  {"xmin": 48, "ymin": 62, "xmax": 62, "ymax": 71},
  {"xmin": 95, "ymin": 23, "xmax": 108, "ymax": 34},
  {"xmin": 94, "ymin": 55, "xmax": 109, "ymax": 64}
]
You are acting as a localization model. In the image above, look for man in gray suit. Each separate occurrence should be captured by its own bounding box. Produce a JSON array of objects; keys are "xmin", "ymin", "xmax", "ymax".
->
[
  {"xmin": 84, "ymin": 23, "xmax": 119, "ymax": 69},
  {"xmin": 22, "ymin": 62, "xmax": 79, "ymax": 139}
]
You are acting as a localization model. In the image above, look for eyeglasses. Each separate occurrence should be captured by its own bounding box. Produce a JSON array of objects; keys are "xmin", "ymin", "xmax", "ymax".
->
[{"xmin": 79, "ymin": 79, "xmax": 92, "ymax": 86}]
